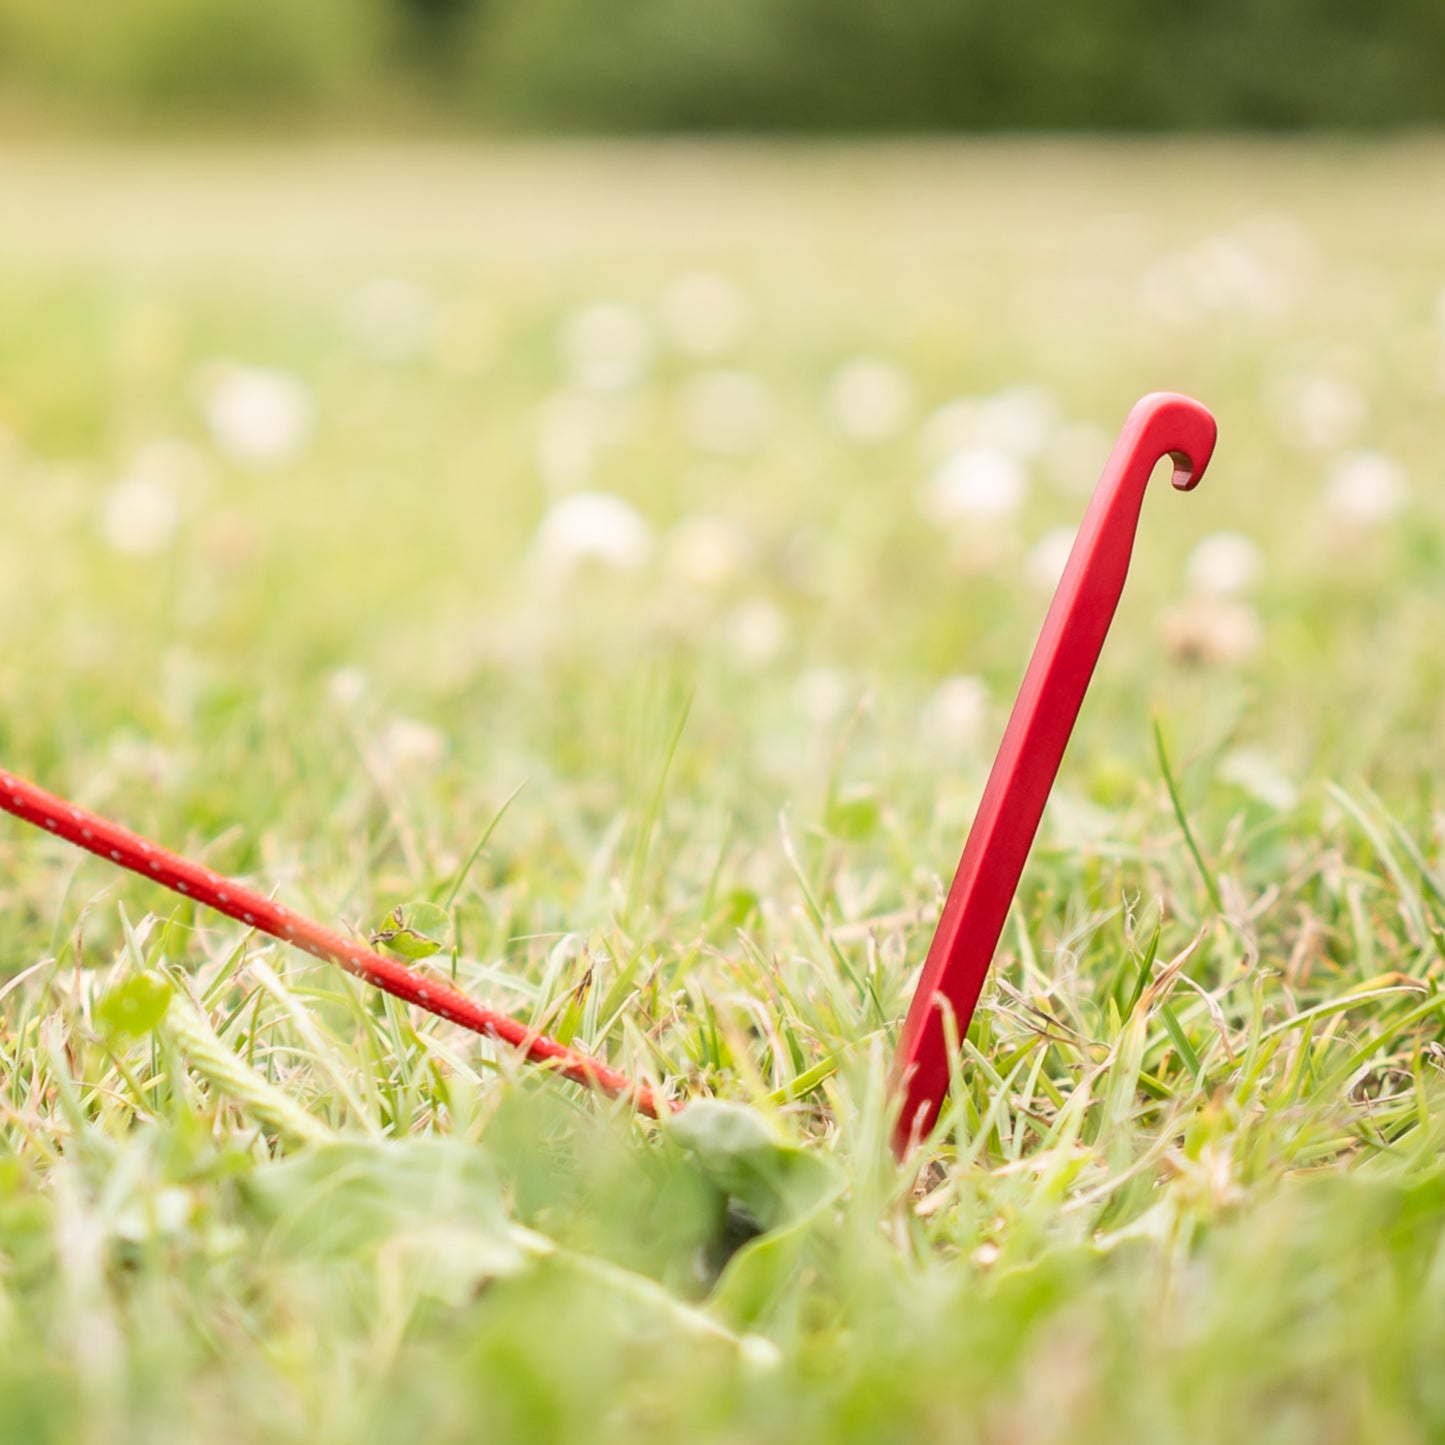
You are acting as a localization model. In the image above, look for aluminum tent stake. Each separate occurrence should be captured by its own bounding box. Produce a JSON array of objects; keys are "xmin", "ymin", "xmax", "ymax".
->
[{"xmin": 893, "ymin": 392, "xmax": 1217, "ymax": 1154}]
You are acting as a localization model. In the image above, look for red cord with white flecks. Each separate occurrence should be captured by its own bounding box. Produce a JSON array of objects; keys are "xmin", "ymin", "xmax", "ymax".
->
[{"xmin": 0, "ymin": 766, "xmax": 670, "ymax": 1119}]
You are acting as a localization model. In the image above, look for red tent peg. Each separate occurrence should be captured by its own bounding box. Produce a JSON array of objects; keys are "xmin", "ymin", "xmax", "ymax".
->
[
  {"xmin": 892, "ymin": 391, "xmax": 1217, "ymax": 1155},
  {"xmin": 1, "ymin": 388, "xmax": 1211, "ymax": 1137}
]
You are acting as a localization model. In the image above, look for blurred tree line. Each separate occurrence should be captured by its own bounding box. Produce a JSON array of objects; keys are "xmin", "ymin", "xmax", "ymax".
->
[{"xmin": 1, "ymin": 0, "xmax": 1442, "ymax": 129}]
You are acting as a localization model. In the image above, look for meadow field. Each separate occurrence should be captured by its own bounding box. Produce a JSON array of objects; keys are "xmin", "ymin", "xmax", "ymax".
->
[{"xmin": 2, "ymin": 140, "xmax": 1445, "ymax": 1442}]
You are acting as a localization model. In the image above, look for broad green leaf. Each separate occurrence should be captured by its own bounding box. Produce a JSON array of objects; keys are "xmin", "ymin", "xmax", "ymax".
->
[
  {"xmin": 671, "ymin": 1101, "xmax": 837, "ymax": 1228},
  {"xmin": 670, "ymin": 1102, "xmax": 842, "ymax": 1324},
  {"xmin": 242, "ymin": 1139, "xmax": 528, "ymax": 1292},
  {"xmin": 825, "ymin": 788, "xmax": 881, "ymax": 842},
  {"xmin": 370, "ymin": 900, "xmax": 451, "ymax": 960},
  {"xmin": 716, "ymin": 887, "xmax": 760, "ymax": 933}
]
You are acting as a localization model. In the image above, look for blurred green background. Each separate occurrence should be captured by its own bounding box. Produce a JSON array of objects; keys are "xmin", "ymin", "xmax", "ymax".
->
[
  {"xmin": 2, "ymin": 0, "xmax": 1444, "ymax": 133},
  {"xmin": 4, "ymin": 3, "xmax": 1445, "ymax": 1441}
]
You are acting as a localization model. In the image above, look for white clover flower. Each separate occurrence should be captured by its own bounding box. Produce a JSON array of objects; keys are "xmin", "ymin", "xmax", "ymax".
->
[
  {"xmin": 1024, "ymin": 527, "xmax": 1077, "ymax": 595},
  {"xmin": 342, "ymin": 278, "xmax": 436, "ymax": 364},
  {"xmin": 109, "ymin": 736, "xmax": 175, "ymax": 787},
  {"xmin": 102, "ymin": 476, "xmax": 180, "ymax": 556},
  {"xmin": 201, "ymin": 364, "xmax": 315, "ymax": 468},
  {"xmin": 918, "ymin": 398, "xmax": 984, "ymax": 466},
  {"xmin": 677, "ymin": 370, "xmax": 776, "ymax": 456},
  {"xmin": 1138, "ymin": 253, "xmax": 1203, "ymax": 328},
  {"xmin": 114, "ymin": 1186, "xmax": 192, "ymax": 1245},
  {"xmin": 1235, "ymin": 213, "xmax": 1315, "ymax": 300},
  {"xmin": 1161, "ymin": 598, "xmax": 1264, "ymax": 667},
  {"xmin": 919, "ymin": 447, "xmax": 1028, "ymax": 527},
  {"xmin": 1043, "ymin": 421, "xmax": 1113, "ymax": 496},
  {"xmin": 379, "ymin": 718, "xmax": 447, "ymax": 775},
  {"xmin": 920, "ymin": 387, "xmax": 1057, "ymax": 466},
  {"xmin": 1186, "ymin": 532, "xmax": 1264, "ymax": 596},
  {"xmin": 130, "ymin": 437, "xmax": 212, "ymax": 512},
  {"xmin": 559, "ymin": 302, "xmax": 652, "ymax": 393},
  {"xmin": 975, "ymin": 385, "xmax": 1058, "ymax": 460},
  {"xmin": 1138, "ymin": 229, "xmax": 1299, "ymax": 327},
  {"xmin": 327, "ymin": 666, "xmax": 369, "ymax": 710},
  {"xmin": 793, "ymin": 667, "xmax": 853, "ymax": 726},
  {"xmin": 1324, "ymin": 450, "xmax": 1408, "ymax": 525},
  {"xmin": 1189, "ymin": 234, "xmax": 1286, "ymax": 316},
  {"xmin": 664, "ymin": 514, "xmax": 752, "ymax": 589},
  {"xmin": 1218, "ymin": 748, "xmax": 1298, "ymax": 811},
  {"xmin": 659, "ymin": 272, "xmax": 751, "ymax": 357},
  {"xmin": 727, "ymin": 598, "xmax": 789, "ymax": 666},
  {"xmin": 919, "ymin": 676, "xmax": 991, "ymax": 753},
  {"xmin": 826, "ymin": 358, "xmax": 913, "ymax": 443},
  {"xmin": 1270, "ymin": 373, "xmax": 1366, "ymax": 452},
  {"xmin": 532, "ymin": 491, "xmax": 653, "ymax": 578}
]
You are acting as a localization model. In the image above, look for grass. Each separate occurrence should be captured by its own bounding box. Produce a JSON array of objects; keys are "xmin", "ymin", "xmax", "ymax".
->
[{"xmin": 1, "ymin": 138, "xmax": 1445, "ymax": 1443}]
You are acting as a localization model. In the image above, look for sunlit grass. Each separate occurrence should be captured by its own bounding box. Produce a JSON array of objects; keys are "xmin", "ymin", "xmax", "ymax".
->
[{"xmin": 0, "ymin": 140, "xmax": 1444, "ymax": 1442}]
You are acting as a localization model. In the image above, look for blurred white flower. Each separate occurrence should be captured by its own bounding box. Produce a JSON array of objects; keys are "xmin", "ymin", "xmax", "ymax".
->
[
  {"xmin": 920, "ymin": 387, "xmax": 1057, "ymax": 466},
  {"xmin": 919, "ymin": 447, "xmax": 1028, "ymax": 527},
  {"xmin": 1162, "ymin": 597, "xmax": 1263, "ymax": 667},
  {"xmin": 532, "ymin": 491, "xmax": 653, "ymax": 578},
  {"xmin": 664, "ymin": 514, "xmax": 752, "ymax": 589},
  {"xmin": 1270, "ymin": 373, "xmax": 1366, "ymax": 452},
  {"xmin": 776, "ymin": 526, "xmax": 824, "ymax": 595},
  {"xmin": 793, "ymin": 667, "xmax": 853, "ymax": 726},
  {"xmin": 109, "ymin": 736, "xmax": 175, "ymax": 787},
  {"xmin": 342, "ymin": 278, "xmax": 436, "ymax": 364},
  {"xmin": 201, "ymin": 364, "xmax": 315, "ymax": 468},
  {"xmin": 1194, "ymin": 234, "xmax": 1290, "ymax": 314},
  {"xmin": 1218, "ymin": 748, "xmax": 1298, "ymax": 811},
  {"xmin": 1324, "ymin": 450, "xmax": 1408, "ymax": 525},
  {"xmin": 975, "ymin": 385, "xmax": 1058, "ymax": 460},
  {"xmin": 102, "ymin": 476, "xmax": 180, "ymax": 556},
  {"xmin": 1137, "ymin": 255, "xmax": 1202, "ymax": 327},
  {"xmin": 327, "ymin": 666, "xmax": 368, "ymax": 710},
  {"xmin": 379, "ymin": 718, "xmax": 447, "ymax": 775},
  {"xmin": 129, "ymin": 437, "xmax": 211, "ymax": 512},
  {"xmin": 1024, "ymin": 527, "xmax": 1077, "ymax": 594},
  {"xmin": 659, "ymin": 272, "xmax": 751, "ymax": 357},
  {"xmin": 1186, "ymin": 532, "xmax": 1264, "ymax": 596},
  {"xmin": 1139, "ymin": 228, "xmax": 1300, "ymax": 326},
  {"xmin": 534, "ymin": 392, "xmax": 633, "ymax": 492},
  {"xmin": 677, "ymin": 370, "xmax": 776, "ymax": 456},
  {"xmin": 1043, "ymin": 421, "xmax": 1113, "ymax": 496},
  {"xmin": 1236, "ymin": 212, "xmax": 1316, "ymax": 291},
  {"xmin": 727, "ymin": 598, "xmax": 789, "ymax": 666},
  {"xmin": 919, "ymin": 399, "xmax": 983, "ymax": 466},
  {"xmin": 919, "ymin": 676, "xmax": 990, "ymax": 752},
  {"xmin": 114, "ymin": 1186, "xmax": 192, "ymax": 1245},
  {"xmin": 560, "ymin": 302, "xmax": 652, "ymax": 393},
  {"xmin": 826, "ymin": 358, "xmax": 913, "ymax": 443}
]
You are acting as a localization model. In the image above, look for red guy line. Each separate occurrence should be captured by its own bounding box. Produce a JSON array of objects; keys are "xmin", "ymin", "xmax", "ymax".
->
[{"xmin": 0, "ymin": 767, "xmax": 670, "ymax": 1119}]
